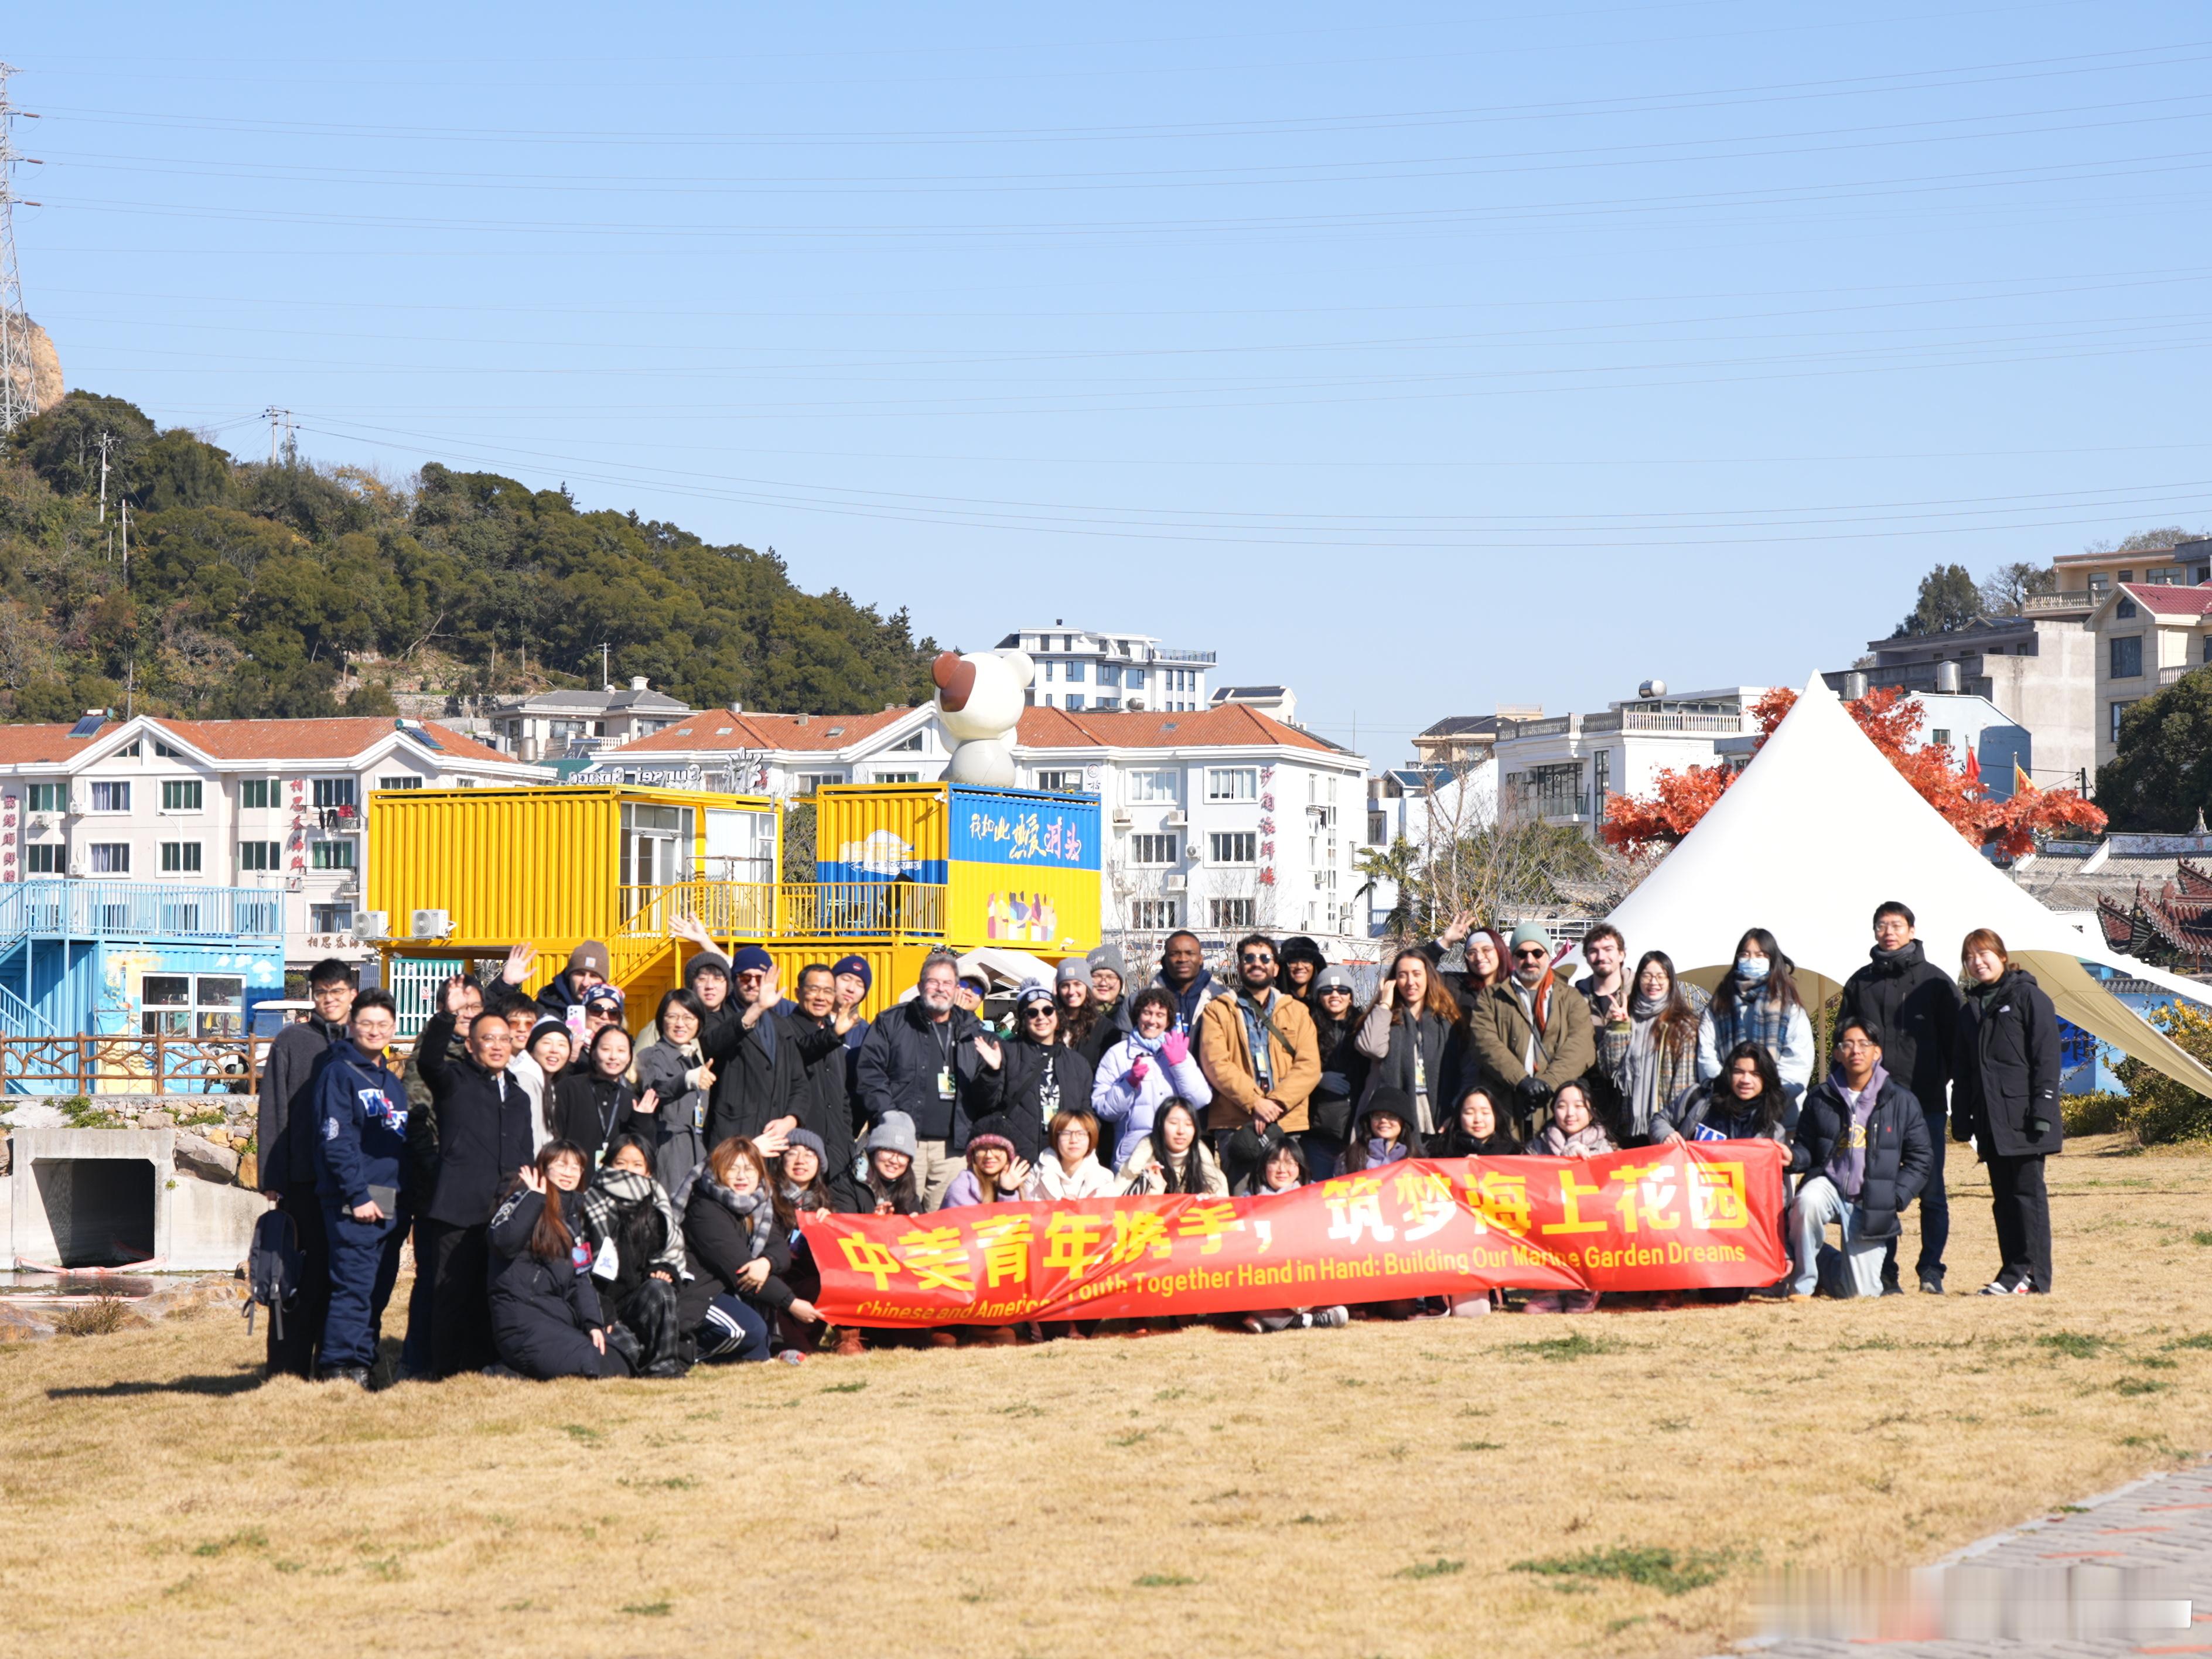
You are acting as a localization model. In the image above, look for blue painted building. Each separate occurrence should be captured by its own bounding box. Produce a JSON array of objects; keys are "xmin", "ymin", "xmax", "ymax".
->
[{"xmin": 0, "ymin": 880, "xmax": 285, "ymax": 1093}]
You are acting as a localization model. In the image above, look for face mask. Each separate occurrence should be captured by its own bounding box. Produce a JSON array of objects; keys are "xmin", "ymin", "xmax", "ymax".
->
[{"xmin": 1735, "ymin": 957, "xmax": 1770, "ymax": 984}]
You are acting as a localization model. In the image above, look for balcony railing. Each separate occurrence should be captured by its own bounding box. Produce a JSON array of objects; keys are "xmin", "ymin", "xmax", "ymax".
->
[
  {"xmin": 1147, "ymin": 647, "xmax": 1218, "ymax": 665},
  {"xmin": 2023, "ymin": 592, "xmax": 2097, "ymax": 614},
  {"xmin": 617, "ymin": 880, "xmax": 950, "ymax": 940},
  {"xmin": 0, "ymin": 880, "xmax": 282, "ymax": 944},
  {"xmin": 2159, "ymin": 664, "xmax": 2195, "ymax": 687},
  {"xmin": 0, "ymin": 1030, "xmax": 416, "ymax": 1098}
]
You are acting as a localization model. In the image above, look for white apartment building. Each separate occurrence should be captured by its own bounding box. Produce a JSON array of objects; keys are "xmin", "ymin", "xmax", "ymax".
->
[
  {"xmin": 598, "ymin": 701, "xmax": 1372, "ymax": 947},
  {"xmin": 996, "ymin": 624, "xmax": 1215, "ymax": 712},
  {"xmin": 1361, "ymin": 760, "xmax": 1500, "ymax": 936},
  {"xmin": 2088, "ymin": 581, "xmax": 2212, "ymax": 770},
  {"xmin": 487, "ymin": 678, "xmax": 692, "ymax": 763},
  {"xmin": 0, "ymin": 714, "xmax": 542, "ymax": 967},
  {"xmin": 1493, "ymin": 685, "xmax": 1769, "ymax": 839}
]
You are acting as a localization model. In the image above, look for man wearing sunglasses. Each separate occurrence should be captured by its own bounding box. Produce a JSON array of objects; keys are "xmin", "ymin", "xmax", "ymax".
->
[
  {"xmin": 1467, "ymin": 921, "xmax": 1596, "ymax": 1136},
  {"xmin": 1196, "ymin": 934, "xmax": 1320, "ymax": 1190}
]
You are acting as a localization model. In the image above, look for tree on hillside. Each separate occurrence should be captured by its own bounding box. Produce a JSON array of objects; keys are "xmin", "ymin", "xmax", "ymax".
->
[
  {"xmin": 1978, "ymin": 560, "xmax": 2055, "ymax": 615},
  {"xmin": 1892, "ymin": 563, "xmax": 1984, "ymax": 638},
  {"xmin": 2096, "ymin": 668, "xmax": 2212, "ymax": 832},
  {"xmin": 0, "ymin": 394, "xmax": 940, "ymax": 722},
  {"xmin": 1603, "ymin": 685, "xmax": 2106, "ymax": 860},
  {"xmin": 2082, "ymin": 525, "xmax": 2204, "ymax": 557}
]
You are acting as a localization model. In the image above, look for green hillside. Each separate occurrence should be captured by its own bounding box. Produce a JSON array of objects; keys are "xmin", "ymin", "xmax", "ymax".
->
[{"xmin": 0, "ymin": 391, "xmax": 938, "ymax": 723}]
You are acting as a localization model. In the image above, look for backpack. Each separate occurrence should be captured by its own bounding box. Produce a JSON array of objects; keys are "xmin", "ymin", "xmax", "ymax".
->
[{"xmin": 244, "ymin": 1208, "xmax": 305, "ymax": 1339}]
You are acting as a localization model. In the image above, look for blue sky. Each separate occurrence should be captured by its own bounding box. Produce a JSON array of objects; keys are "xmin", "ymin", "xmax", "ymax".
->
[{"xmin": 10, "ymin": 4, "xmax": 2212, "ymax": 762}]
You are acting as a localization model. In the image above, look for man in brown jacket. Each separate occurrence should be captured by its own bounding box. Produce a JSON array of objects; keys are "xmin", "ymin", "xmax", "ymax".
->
[
  {"xmin": 1197, "ymin": 933, "xmax": 1321, "ymax": 1190},
  {"xmin": 1468, "ymin": 921, "xmax": 1596, "ymax": 1134}
]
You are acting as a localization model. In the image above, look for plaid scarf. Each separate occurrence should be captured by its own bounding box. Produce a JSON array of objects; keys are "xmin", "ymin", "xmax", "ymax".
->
[
  {"xmin": 677, "ymin": 1165, "xmax": 775, "ymax": 1261},
  {"xmin": 577, "ymin": 1165, "xmax": 687, "ymax": 1279},
  {"xmin": 1710, "ymin": 987, "xmax": 1791, "ymax": 1069}
]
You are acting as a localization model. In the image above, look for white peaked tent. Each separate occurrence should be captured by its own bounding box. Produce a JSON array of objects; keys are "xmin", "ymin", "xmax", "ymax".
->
[{"xmin": 1593, "ymin": 674, "xmax": 2212, "ymax": 1095}]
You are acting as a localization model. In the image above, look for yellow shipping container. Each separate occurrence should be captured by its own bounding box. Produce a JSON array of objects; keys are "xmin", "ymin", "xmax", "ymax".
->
[{"xmin": 813, "ymin": 781, "xmax": 1101, "ymax": 953}]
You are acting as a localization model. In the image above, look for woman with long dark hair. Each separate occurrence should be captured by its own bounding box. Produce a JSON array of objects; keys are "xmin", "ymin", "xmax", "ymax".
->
[
  {"xmin": 626, "ymin": 987, "xmax": 715, "ymax": 1193},
  {"xmin": 1952, "ymin": 928, "xmax": 2062, "ymax": 1295},
  {"xmin": 1117, "ymin": 1098, "xmax": 1227, "ymax": 1195},
  {"xmin": 1664, "ymin": 1040, "xmax": 1795, "ymax": 1145},
  {"xmin": 1602, "ymin": 950, "xmax": 1706, "ymax": 1144},
  {"xmin": 487, "ymin": 1140, "xmax": 634, "ymax": 1380},
  {"xmin": 678, "ymin": 1135, "xmax": 817, "ymax": 1363},
  {"xmin": 1696, "ymin": 927, "xmax": 1813, "ymax": 1099},
  {"xmin": 574, "ymin": 1133, "xmax": 691, "ymax": 1376},
  {"xmin": 1303, "ymin": 965, "xmax": 1367, "ymax": 1178},
  {"xmin": 1354, "ymin": 949, "xmax": 1465, "ymax": 1142},
  {"xmin": 551, "ymin": 1022, "xmax": 641, "ymax": 1165}
]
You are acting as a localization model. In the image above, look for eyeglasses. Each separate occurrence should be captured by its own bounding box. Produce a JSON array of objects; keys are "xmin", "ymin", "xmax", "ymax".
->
[
  {"xmin": 1240, "ymin": 953, "xmax": 1275, "ymax": 966},
  {"xmin": 1513, "ymin": 947, "xmax": 1548, "ymax": 961},
  {"xmin": 1023, "ymin": 1006, "xmax": 1056, "ymax": 1020},
  {"xmin": 1319, "ymin": 986, "xmax": 1352, "ymax": 996}
]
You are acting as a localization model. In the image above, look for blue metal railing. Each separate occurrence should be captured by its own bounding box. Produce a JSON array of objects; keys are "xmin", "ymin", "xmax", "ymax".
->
[{"xmin": 0, "ymin": 880, "xmax": 282, "ymax": 942}]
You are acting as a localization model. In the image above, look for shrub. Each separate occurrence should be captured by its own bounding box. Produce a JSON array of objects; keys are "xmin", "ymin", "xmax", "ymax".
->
[
  {"xmin": 2061, "ymin": 1093, "xmax": 2128, "ymax": 1136},
  {"xmin": 2114, "ymin": 1003, "xmax": 2212, "ymax": 1145}
]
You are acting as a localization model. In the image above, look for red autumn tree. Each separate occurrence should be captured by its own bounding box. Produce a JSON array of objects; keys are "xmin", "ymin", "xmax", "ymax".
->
[{"xmin": 1602, "ymin": 685, "xmax": 2105, "ymax": 861}]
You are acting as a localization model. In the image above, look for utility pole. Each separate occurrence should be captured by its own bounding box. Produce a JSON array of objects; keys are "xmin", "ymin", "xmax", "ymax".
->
[
  {"xmin": 0, "ymin": 62, "xmax": 49, "ymax": 436},
  {"xmin": 118, "ymin": 496, "xmax": 129, "ymax": 579},
  {"xmin": 95, "ymin": 429, "xmax": 112, "ymax": 522},
  {"xmin": 264, "ymin": 406, "xmax": 293, "ymax": 466},
  {"xmin": 600, "ymin": 641, "xmax": 612, "ymax": 691}
]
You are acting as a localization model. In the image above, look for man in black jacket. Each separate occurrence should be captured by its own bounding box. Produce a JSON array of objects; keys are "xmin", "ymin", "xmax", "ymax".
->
[
  {"xmin": 412, "ymin": 989, "xmax": 536, "ymax": 1378},
  {"xmin": 700, "ymin": 950, "xmax": 848, "ymax": 1152},
  {"xmin": 1837, "ymin": 900, "xmax": 1961, "ymax": 1295},
  {"xmin": 783, "ymin": 964, "xmax": 866, "ymax": 1209},
  {"xmin": 255, "ymin": 957, "xmax": 357, "ymax": 1378},
  {"xmin": 855, "ymin": 951, "xmax": 988, "ymax": 1208},
  {"xmin": 1786, "ymin": 1016, "xmax": 1934, "ymax": 1300}
]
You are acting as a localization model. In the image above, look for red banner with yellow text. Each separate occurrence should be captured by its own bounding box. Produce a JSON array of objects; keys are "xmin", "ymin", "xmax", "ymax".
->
[{"xmin": 800, "ymin": 1143, "xmax": 1788, "ymax": 1326}]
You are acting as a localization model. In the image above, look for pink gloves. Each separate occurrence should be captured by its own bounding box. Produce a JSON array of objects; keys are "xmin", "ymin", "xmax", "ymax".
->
[
  {"xmin": 1128, "ymin": 1057, "xmax": 1150, "ymax": 1084},
  {"xmin": 1161, "ymin": 1030, "xmax": 1190, "ymax": 1066}
]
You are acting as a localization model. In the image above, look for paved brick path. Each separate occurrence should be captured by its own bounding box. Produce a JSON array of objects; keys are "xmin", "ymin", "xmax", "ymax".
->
[{"xmin": 1725, "ymin": 1458, "xmax": 2212, "ymax": 1658}]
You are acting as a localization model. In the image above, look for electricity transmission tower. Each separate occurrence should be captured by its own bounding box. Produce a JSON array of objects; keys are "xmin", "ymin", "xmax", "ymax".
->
[{"xmin": 0, "ymin": 62, "xmax": 46, "ymax": 436}]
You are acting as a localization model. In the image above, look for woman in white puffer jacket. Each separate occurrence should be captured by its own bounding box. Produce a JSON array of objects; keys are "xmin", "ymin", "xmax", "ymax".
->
[{"xmin": 1091, "ymin": 987, "xmax": 1212, "ymax": 1169}]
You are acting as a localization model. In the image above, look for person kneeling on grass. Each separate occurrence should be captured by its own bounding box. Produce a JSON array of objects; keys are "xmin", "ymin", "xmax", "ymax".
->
[
  {"xmin": 1237, "ymin": 1139, "xmax": 1349, "ymax": 1334},
  {"xmin": 1027, "ymin": 1110, "xmax": 1120, "ymax": 1201},
  {"xmin": 679, "ymin": 1136, "xmax": 818, "ymax": 1364},
  {"xmin": 1523, "ymin": 1081, "xmax": 1613, "ymax": 1315},
  {"xmin": 575, "ymin": 1135, "xmax": 691, "ymax": 1378},
  {"xmin": 861, "ymin": 1112, "xmax": 929, "ymax": 1216},
  {"xmin": 1431, "ymin": 1085, "xmax": 1519, "ymax": 1158},
  {"xmin": 488, "ymin": 1141, "xmax": 637, "ymax": 1380},
  {"xmin": 1117, "ymin": 1098, "xmax": 1228, "ymax": 1195},
  {"xmin": 1339, "ymin": 1086, "xmax": 1419, "ymax": 1172},
  {"xmin": 1786, "ymin": 1016, "xmax": 1932, "ymax": 1301},
  {"xmin": 940, "ymin": 1125, "xmax": 1032, "ymax": 1209}
]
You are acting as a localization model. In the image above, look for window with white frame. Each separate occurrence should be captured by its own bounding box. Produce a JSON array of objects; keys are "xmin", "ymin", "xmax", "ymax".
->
[
  {"xmin": 1210, "ymin": 897, "xmax": 1256, "ymax": 928},
  {"xmin": 1209, "ymin": 831, "xmax": 1257, "ymax": 865},
  {"xmin": 1206, "ymin": 767, "xmax": 1258, "ymax": 803},
  {"xmin": 240, "ymin": 777, "xmax": 281, "ymax": 810},
  {"xmin": 141, "ymin": 973, "xmax": 244, "ymax": 1038},
  {"xmin": 27, "ymin": 781, "xmax": 64, "ymax": 813},
  {"xmin": 1034, "ymin": 769, "xmax": 1083, "ymax": 793},
  {"xmin": 794, "ymin": 773, "xmax": 843, "ymax": 795},
  {"xmin": 160, "ymin": 841, "xmax": 203, "ymax": 873},
  {"xmin": 1131, "ymin": 899, "xmax": 1180, "ymax": 929},
  {"xmin": 311, "ymin": 776, "xmax": 358, "ymax": 809},
  {"xmin": 161, "ymin": 779, "xmax": 203, "ymax": 812},
  {"xmin": 874, "ymin": 772, "xmax": 921, "ymax": 784},
  {"xmin": 377, "ymin": 775, "xmax": 424, "ymax": 791},
  {"xmin": 310, "ymin": 903, "xmax": 354, "ymax": 933},
  {"xmin": 90, "ymin": 842, "xmax": 130, "ymax": 873},
  {"xmin": 1124, "ymin": 769, "xmax": 1179, "ymax": 804},
  {"xmin": 90, "ymin": 781, "xmax": 130, "ymax": 813},
  {"xmin": 26, "ymin": 845, "xmax": 62, "ymax": 874},
  {"xmin": 310, "ymin": 839, "xmax": 356, "ymax": 871},
  {"xmin": 239, "ymin": 841, "xmax": 282, "ymax": 872},
  {"xmin": 1129, "ymin": 834, "xmax": 1179, "ymax": 865}
]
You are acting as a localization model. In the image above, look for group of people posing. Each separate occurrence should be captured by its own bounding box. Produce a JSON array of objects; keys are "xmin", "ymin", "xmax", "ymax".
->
[{"xmin": 256, "ymin": 897, "xmax": 2063, "ymax": 1386}]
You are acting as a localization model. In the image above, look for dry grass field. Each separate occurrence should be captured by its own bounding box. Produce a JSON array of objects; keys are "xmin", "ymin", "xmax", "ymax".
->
[{"xmin": 1, "ymin": 1135, "xmax": 2208, "ymax": 1659}]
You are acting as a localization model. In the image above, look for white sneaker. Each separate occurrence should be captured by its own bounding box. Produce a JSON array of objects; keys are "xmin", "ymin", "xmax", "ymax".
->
[{"xmin": 1310, "ymin": 1306, "xmax": 1350, "ymax": 1329}]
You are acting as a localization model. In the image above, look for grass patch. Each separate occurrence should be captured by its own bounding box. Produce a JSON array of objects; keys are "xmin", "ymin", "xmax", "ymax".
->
[
  {"xmin": 2115, "ymin": 1377, "xmax": 2167, "ymax": 1395},
  {"xmin": 1456, "ymin": 1440, "xmax": 1504, "ymax": 1452},
  {"xmin": 820, "ymin": 1380, "xmax": 868, "ymax": 1394},
  {"xmin": 2163, "ymin": 1333, "xmax": 2212, "ymax": 1351},
  {"xmin": 1395, "ymin": 1558, "xmax": 1465, "ymax": 1580},
  {"xmin": 192, "ymin": 1528, "xmax": 267, "ymax": 1558},
  {"xmin": 53, "ymin": 1298, "xmax": 133, "ymax": 1337},
  {"xmin": 2037, "ymin": 1332, "xmax": 2110, "ymax": 1358},
  {"xmin": 2192, "ymin": 1231, "xmax": 2212, "ymax": 1247},
  {"xmin": 560, "ymin": 1424, "xmax": 603, "ymax": 1443},
  {"xmin": 1511, "ymin": 1332, "xmax": 1621, "ymax": 1363},
  {"xmin": 1512, "ymin": 1545, "xmax": 1732, "ymax": 1596},
  {"xmin": 620, "ymin": 1600, "xmax": 672, "ymax": 1617},
  {"xmin": 1134, "ymin": 1573, "xmax": 1197, "ymax": 1588}
]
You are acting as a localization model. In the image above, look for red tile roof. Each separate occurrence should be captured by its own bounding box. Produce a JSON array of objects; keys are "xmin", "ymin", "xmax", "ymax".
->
[
  {"xmin": 2117, "ymin": 582, "xmax": 2212, "ymax": 618},
  {"xmin": 0, "ymin": 716, "xmax": 513, "ymax": 767},
  {"xmin": 1016, "ymin": 704, "xmax": 1340, "ymax": 754},
  {"xmin": 612, "ymin": 708, "xmax": 919, "ymax": 755}
]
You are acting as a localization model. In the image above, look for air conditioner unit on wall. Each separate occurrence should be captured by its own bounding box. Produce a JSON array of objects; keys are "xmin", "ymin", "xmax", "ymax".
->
[
  {"xmin": 354, "ymin": 910, "xmax": 391, "ymax": 941},
  {"xmin": 410, "ymin": 909, "xmax": 452, "ymax": 940}
]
